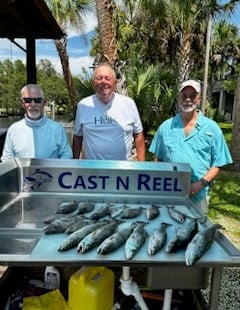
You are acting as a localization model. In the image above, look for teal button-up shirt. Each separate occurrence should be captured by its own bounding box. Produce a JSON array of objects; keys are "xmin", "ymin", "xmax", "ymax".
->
[{"xmin": 149, "ymin": 111, "xmax": 233, "ymax": 203}]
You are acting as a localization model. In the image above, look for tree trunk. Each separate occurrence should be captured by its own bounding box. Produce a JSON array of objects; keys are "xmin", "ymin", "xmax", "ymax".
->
[
  {"xmin": 54, "ymin": 37, "xmax": 78, "ymax": 110},
  {"xmin": 230, "ymin": 75, "xmax": 240, "ymax": 170},
  {"xmin": 177, "ymin": 33, "xmax": 192, "ymax": 84},
  {"xmin": 95, "ymin": 0, "xmax": 118, "ymax": 64},
  {"xmin": 202, "ymin": 14, "xmax": 212, "ymax": 114},
  {"xmin": 95, "ymin": 0, "xmax": 127, "ymax": 94}
]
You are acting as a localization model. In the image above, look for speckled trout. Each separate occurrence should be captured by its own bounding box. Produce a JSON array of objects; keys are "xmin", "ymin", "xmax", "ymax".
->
[
  {"xmin": 125, "ymin": 222, "xmax": 148, "ymax": 260},
  {"xmin": 148, "ymin": 222, "xmax": 171, "ymax": 255},
  {"xmin": 77, "ymin": 221, "xmax": 120, "ymax": 253},
  {"xmin": 185, "ymin": 224, "xmax": 222, "ymax": 266},
  {"xmin": 166, "ymin": 219, "xmax": 199, "ymax": 253},
  {"xmin": 146, "ymin": 204, "xmax": 161, "ymax": 220},
  {"xmin": 43, "ymin": 215, "xmax": 84, "ymax": 234},
  {"xmin": 57, "ymin": 221, "xmax": 109, "ymax": 251},
  {"xmin": 97, "ymin": 223, "xmax": 135, "ymax": 255}
]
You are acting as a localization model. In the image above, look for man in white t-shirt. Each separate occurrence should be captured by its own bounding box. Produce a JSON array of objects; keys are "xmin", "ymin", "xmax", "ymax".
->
[{"xmin": 72, "ymin": 62, "xmax": 145, "ymax": 161}]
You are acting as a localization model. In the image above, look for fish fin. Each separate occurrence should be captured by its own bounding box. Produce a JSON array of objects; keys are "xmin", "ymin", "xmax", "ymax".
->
[
  {"xmin": 198, "ymin": 216, "xmax": 208, "ymax": 224},
  {"xmin": 25, "ymin": 176, "xmax": 36, "ymax": 182}
]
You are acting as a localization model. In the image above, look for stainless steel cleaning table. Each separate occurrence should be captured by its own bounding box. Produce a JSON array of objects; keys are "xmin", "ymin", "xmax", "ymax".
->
[{"xmin": 0, "ymin": 158, "xmax": 239, "ymax": 309}]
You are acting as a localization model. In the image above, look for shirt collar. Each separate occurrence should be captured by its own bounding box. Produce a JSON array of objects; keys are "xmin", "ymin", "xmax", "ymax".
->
[
  {"xmin": 25, "ymin": 115, "xmax": 47, "ymax": 127},
  {"xmin": 175, "ymin": 110, "xmax": 204, "ymax": 128},
  {"xmin": 195, "ymin": 110, "xmax": 204, "ymax": 129}
]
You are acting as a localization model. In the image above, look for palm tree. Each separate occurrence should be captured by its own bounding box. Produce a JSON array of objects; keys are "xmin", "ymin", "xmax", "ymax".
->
[
  {"xmin": 95, "ymin": 0, "xmax": 118, "ymax": 65},
  {"xmin": 209, "ymin": 19, "xmax": 240, "ymax": 169},
  {"xmin": 149, "ymin": 0, "xmax": 240, "ymax": 112},
  {"xmin": 46, "ymin": 0, "xmax": 94, "ymax": 109},
  {"xmin": 211, "ymin": 21, "xmax": 240, "ymax": 81},
  {"xmin": 230, "ymin": 75, "xmax": 240, "ymax": 170},
  {"xmin": 201, "ymin": 0, "xmax": 240, "ymax": 111},
  {"xmin": 95, "ymin": 0, "xmax": 135, "ymax": 94},
  {"xmin": 126, "ymin": 63, "xmax": 175, "ymax": 134}
]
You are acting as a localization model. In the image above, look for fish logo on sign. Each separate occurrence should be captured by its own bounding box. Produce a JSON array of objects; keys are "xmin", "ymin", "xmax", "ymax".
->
[{"xmin": 23, "ymin": 168, "xmax": 53, "ymax": 191}]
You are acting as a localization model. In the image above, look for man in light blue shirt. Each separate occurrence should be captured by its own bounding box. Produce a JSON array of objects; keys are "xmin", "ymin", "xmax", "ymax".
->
[
  {"xmin": 149, "ymin": 79, "xmax": 233, "ymax": 214},
  {"xmin": 1, "ymin": 84, "xmax": 72, "ymax": 161}
]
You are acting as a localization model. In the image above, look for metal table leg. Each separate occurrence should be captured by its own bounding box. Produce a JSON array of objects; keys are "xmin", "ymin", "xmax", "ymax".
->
[
  {"xmin": 162, "ymin": 289, "xmax": 173, "ymax": 310},
  {"xmin": 209, "ymin": 267, "xmax": 223, "ymax": 310}
]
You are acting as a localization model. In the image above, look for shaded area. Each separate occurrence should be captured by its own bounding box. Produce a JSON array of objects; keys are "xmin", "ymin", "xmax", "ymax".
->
[
  {"xmin": 0, "ymin": 0, "xmax": 63, "ymax": 83},
  {"xmin": 0, "ymin": 0, "xmax": 62, "ymax": 39},
  {"xmin": 0, "ymin": 128, "xmax": 7, "ymax": 160}
]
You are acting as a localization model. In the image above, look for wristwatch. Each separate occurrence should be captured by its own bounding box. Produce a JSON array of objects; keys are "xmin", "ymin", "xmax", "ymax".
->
[{"xmin": 200, "ymin": 178, "xmax": 210, "ymax": 187}]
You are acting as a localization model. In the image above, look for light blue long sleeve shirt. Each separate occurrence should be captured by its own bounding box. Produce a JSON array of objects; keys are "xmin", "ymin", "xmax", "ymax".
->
[
  {"xmin": 1, "ymin": 116, "xmax": 72, "ymax": 161},
  {"xmin": 149, "ymin": 111, "xmax": 233, "ymax": 203}
]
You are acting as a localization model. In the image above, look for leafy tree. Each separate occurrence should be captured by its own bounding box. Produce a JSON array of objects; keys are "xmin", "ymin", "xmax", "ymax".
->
[
  {"xmin": 46, "ymin": 0, "xmax": 95, "ymax": 109},
  {"xmin": 0, "ymin": 60, "xmax": 25, "ymax": 113},
  {"xmin": 210, "ymin": 21, "xmax": 240, "ymax": 82},
  {"xmin": 0, "ymin": 59, "xmax": 70, "ymax": 117},
  {"xmin": 75, "ymin": 69, "xmax": 94, "ymax": 100},
  {"xmin": 37, "ymin": 59, "xmax": 71, "ymax": 117},
  {"xmin": 126, "ymin": 63, "xmax": 176, "ymax": 135}
]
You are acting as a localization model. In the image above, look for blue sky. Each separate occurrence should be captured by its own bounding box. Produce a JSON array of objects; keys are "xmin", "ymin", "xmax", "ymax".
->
[{"xmin": 0, "ymin": 14, "xmax": 98, "ymax": 76}]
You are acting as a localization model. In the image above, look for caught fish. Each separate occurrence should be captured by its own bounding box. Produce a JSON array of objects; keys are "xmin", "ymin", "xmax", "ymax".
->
[
  {"xmin": 44, "ymin": 213, "xmax": 69, "ymax": 224},
  {"xmin": 185, "ymin": 224, "xmax": 223, "ymax": 266},
  {"xmin": 65, "ymin": 219, "xmax": 92, "ymax": 234},
  {"xmin": 125, "ymin": 222, "xmax": 148, "ymax": 260},
  {"xmin": 166, "ymin": 219, "xmax": 199, "ymax": 253},
  {"xmin": 167, "ymin": 206, "xmax": 187, "ymax": 223},
  {"xmin": 108, "ymin": 204, "xmax": 125, "ymax": 218},
  {"xmin": 57, "ymin": 201, "xmax": 78, "ymax": 214},
  {"xmin": 43, "ymin": 218, "xmax": 74, "ymax": 234},
  {"xmin": 88, "ymin": 203, "xmax": 110, "ymax": 220},
  {"xmin": 97, "ymin": 223, "xmax": 135, "ymax": 255},
  {"xmin": 43, "ymin": 215, "xmax": 84, "ymax": 234},
  {"xmin": 146, "ymin": 204, "xmax": 161, "ymax": 220},
  {"xmin": 120, "ymin": 206, "xmax": 143, "ymax": 219},
  {"xmin": 76, "ymin": 202, "xmax": 95, "ymax": 214},
  {"xmin": 148, "ymin": 222, "xmax": 171, "ymax": 255},
  {"xmin": 58, "ymin": 221, "xmax": 108, "ymax": 251},
  {"xmin": 44, "ymin": 203, "xmax": 91, "ymax": 224},
  {"xmin": 77, "ymin": 221, "xmax": 119, "ymax": 253}
]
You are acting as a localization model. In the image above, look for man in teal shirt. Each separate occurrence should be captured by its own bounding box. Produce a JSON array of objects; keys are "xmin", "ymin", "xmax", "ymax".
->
[{"xmin": 149, "ymin": 79, "xmax": 233, "ymax": 214}]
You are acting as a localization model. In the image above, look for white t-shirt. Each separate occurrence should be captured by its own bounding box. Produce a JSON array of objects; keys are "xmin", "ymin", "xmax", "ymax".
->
[{"xmin": 74, "ymin": 93, "xmax": 143, "ymax": 160}]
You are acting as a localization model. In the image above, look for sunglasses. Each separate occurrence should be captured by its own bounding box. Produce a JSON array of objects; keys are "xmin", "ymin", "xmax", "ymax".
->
[
  {"xmin": 22, "ymin": 97, "xmax": 43, "ymax": 104},
  {"xmin": 180, "ymin": 93, "xmax": 198, "ymax": 101}
]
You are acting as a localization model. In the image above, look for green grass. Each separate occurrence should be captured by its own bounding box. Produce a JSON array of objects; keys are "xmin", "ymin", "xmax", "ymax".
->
[
  {"xmin": 218, "ymin": 122, "xmax": 232, "ymax": 145},
  {"xmin": 208, "ymin": 171, "xmax": 240, "ymax": 249},
  {"xmin": 208, "ymin": 123, "xmax": 239, "ymax": 249},
  {"xmin": 209, "ymin": 172, "xmax": 240, "ymax": 219}
]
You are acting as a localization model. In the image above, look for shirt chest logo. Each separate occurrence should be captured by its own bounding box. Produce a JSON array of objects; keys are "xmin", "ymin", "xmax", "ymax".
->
[{"xmin": 94, "ymin": 115, "xmax": 117, "ymax": 126}]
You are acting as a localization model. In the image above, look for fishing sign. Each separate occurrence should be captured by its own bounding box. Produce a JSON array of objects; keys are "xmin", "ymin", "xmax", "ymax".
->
[{"xmin": 21, "ymin": 159, "xmax": 191, "ymax": 198}]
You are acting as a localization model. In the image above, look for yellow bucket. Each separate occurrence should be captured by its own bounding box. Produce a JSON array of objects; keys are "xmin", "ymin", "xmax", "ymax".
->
[{"xmin": 68, "ymin": 266, "xmax": 115, "ymax": 310}]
